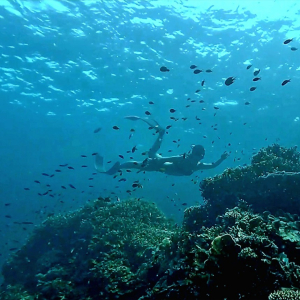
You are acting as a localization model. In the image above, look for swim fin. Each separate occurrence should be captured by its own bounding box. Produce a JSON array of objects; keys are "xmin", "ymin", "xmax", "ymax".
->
[{"xmin": 94, "ymin": 154, "xmax": 120, "ymax": 175}]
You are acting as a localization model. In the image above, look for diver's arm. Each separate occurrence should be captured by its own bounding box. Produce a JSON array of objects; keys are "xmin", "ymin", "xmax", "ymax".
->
[{"xmin": 196, "ymin": 152, "xmax": 229, "ymax": 170}]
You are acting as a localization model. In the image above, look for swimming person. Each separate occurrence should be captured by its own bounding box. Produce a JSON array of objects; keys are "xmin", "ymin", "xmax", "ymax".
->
[{"xmin": 95, "ymin": 116, "xmax": 229, "ymax": 176}]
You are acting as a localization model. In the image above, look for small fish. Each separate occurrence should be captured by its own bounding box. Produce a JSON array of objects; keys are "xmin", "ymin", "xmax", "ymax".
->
[
  {"xmin": 246, "ymin": 65, "xmax": 252, "ymax": 69},
  {"xmin": 119, "ymin": 178, "xmax": 126, "ymax": 182},
  {"xmin": 132, "ymin": 146, "xmax": 137, "ymax": 153},
  {"xmin": 282, "ymin": 79, "xmax": 291, "ymax": 86},
  {"xmin": 9, "ymin": 248, "xmax": 18, "ymax": 251},
  {"xmin": 253, "ymin": 77, "xmax": 261, "ymax": 81},
  {"xmin": 190, "ymin": 65, "xmax": 197, "ymax": 69},
  {"xmin": 214, "ymin": 106, "xmax": 219, "ymax": 110},
  {"xmin": 201, "ymin": 80, "xmax": 205, "ymax": 86},
  {"xmin": 24, "ymin": 188, "xmax": 30, "ymax": 190},
  {"xmin": 195, "ymin": 89, "xmax": 201, "ymax": 93},
  {"xmin": 166, "ymin": 125, "xmax": 172, "ymax": 129},
  {"xmin": 169, "ymin": 108, "xmax": 176, "ymax": 113},
  {"xmin": 199, "ymin": 100, "xmax": 204, "ymax": 103},
  {"xmin": 92, "ymin": 152, "xmax": 98, "ymax": 156},
  {"xmin": 81, "ymin": 155, "xmax": 87, "ymax": 158},
  {"xmin": 93, "ymin": 127, "xmax": 102, "ymax": 133},
  {"xmin": 55, "ymin": 170, "xmax": 61, "ymax": 172},
  {"xmin": 61, "ymin": 186, "xmax": 66, "ymax": 189},
  {"xmin": 5, "ymin": 215, "xmax": 12, "ymax": 218},
  {"xmin": 50, "ymin": 174, "xmax": 54, "ymax": 177},
  {"xmin": 149, "ymin": 101, "xmax": 154, "ymax": 104},
  {"xmin": 145, "ymin": 111, "xmax": 151, "ymax": 115},
  {"xmin": 250, "ymin": 87, "xmax": 256, "ymax": 91},
  {"xmin": 42, "ymin": 191, "xmax": 48, "ymax": 195},
  {"xmin": 284, "ymin": 38, "xmax": 293, "ymax": 44},
  {"xmin": 119, "ymin": 155, "xmax": 124, "ymax": 159},
  {"xmin": 160, "ymin": 66, "xmax": 169, "ymax": 72},
  {"xmin": 253, "ymin": 69, "xmax": 260, "ymax": 76},
  {"xmin": 69, "ymin": 184, "xmax": 76, "ymax": 189},
  {"xmin": 206, "ymin": 69, "xmax": 212, "ymax": 73},
  {"xmin": 193, "ymin": 69, "xmax": 202, "ymax": 74},
  {"xmin": 225, "ymin": 77, "xmax": 235, "ymax": 86},
  {"xmin": 113, "ymin": 126, "xmax": 120, "ymax": 130},
  {"xmin": 59, "ymin": 164, "xmax": 68, "ymax": 167},
  {"xmin": 68, "ymin": 166, "xmax": 74, "ymax": 170},
  {"xmin": 245, "ymin": 102, "xmax": 250, "ymax": 105},
  {"xmin": 4, "ymin": 203, "xmax": 11, "ymax": 206},
  {"xmin": 291, "ymin": 47, "xmax": 298, "ymax": 51},
  {"xmin": 182, "ymin": 203, "xmax": 188, "ymax": 206},
  {"xmin": 22, "ymin": 222, "xmax": 33, "ymax": 225},
  {"xmin": 42, "ymin": 173, "xmax": 49, "ymax": 176},
  {"xmin": 81, "ymin": 165, "xmax": 88, "ymax": 168}
]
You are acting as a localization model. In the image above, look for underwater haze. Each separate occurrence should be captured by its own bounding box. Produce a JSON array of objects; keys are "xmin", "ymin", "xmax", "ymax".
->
[{"xmin": 0, "ymin": 0, "xmax": 300, "ymax": 286}]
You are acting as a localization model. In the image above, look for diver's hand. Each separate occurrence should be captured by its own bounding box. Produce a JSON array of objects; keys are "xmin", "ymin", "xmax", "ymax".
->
[{"xmin": 221, "ymin": 152, "xmax": 229, "ymax": 160}]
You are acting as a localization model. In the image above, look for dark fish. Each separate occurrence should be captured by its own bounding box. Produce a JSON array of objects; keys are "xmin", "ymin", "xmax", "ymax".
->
[
  {"xmin": 201, "ymin": 80, "xmax": 205, "ymax": 86},
  {"xmin": 182, "ymin": 203, "xmax": 188, "ymax": 206},
  {"xmin": 88, "ymin": 178, "xmax": 93, "ymax": 180},
  {"xmin": 50, "ymin": 174, "xmax": 54, "ymax": 177},
  {"xmin": 190, "ymin": 65, "xmax": 197, "ymax": 69},
  {"xmin": 81, "ymin": 155, "xmax": 87, "ymax": 157},
  {"xmin": 61, "ymin": 186, "xmax": 66, "ymax": 189},
  {"xmin": 42, "ymin": 191, "xmax": 48, "ymax": 195},
  {"xmin": 132, "ymin": 146, "xmax": 137, "ymax": 153},
  {"xmin": 246, "ymin": 65, "xmax": 252, "ymax": 69},
  {"xmin": 253, "ymin": 69, "xmax": 260, "ymax": 76},
  {"xmin": 42, "ymin": 173, "xmax": 49, "ymax": 176},
  {"xmin": 149, "ymin": 101, "xmax": 154, "ymax": 104},
  {"xmin": 24, "ymin": 188, "xmax": 30, "ymax": 190},
  {"xmin": 55, "ymin": 170, "xmax": 61, "ymax": 172},
  {"xmin": 22, "ymin": 222, "xmax": 33, "ymax": 225},
  {"xmin": 4, "ymin": 203, "xmax": 11, "ymax": 206},
  {"xmin": 160, "ymin": 66, "xmax": 169, "ymax": 72},
  {"xmin": 245, "ymin": 102, "xmax": 250, "ymax": 105},
  {"xmin": 145, "ymin": 111, "xmax": 151, "ymax": 115},
  {"xmin": 119, "ymin": 178, "xmax": 126, "ymax": 182},
  {"xmin": 166, "ymin": 125, "xmax": 172, "ymax": 129},
  {"xmin": 9, "ymin": 248, "xmax": 18, "ymax": 251},
  {"xmin": 68, "ymin": 166, "xmax": 74, "ymax": 170},
  {"xmin": 81, "ymin": 165, "xmax": 88, "ymax": 167},
  {"xmin": 5, "ymin": 215, "xmax": 11, "ymax": 218},
  {"xmin": 284, "ymin": 38, "xmax": 293, "ymax": 44},
  {"xmin": 119, "ymin": 155, "xmax": 124, "ymax": 159},
  {"xmin": 69, "ymin": 184, "xmax": 76, "ymax": 189},
  {"xmin": 169, "ymin": 108, "xmax": 176, "ymax": 113},
  {"xmin": 59, "ymin": 164, "xmax": 68, "ymax": 167},
  {"xmin": 291, "ymin": 47, "xmax": 298, "ymax": 51},
  {"xmin": 199, "ymin": 100, "xmax": 204, "ymax": 103},
  {"xmin": 93, "ymin": 127, "xmax": 102, "ymax": 133},
  {"xmin": 195, "ymin": 89, "xmax": 201, "ymax": 93},
  {"xmin": 206, "ymin": 69, "xmax": 212, "ymax": 73},
  {"xmin": 113, "ymin": 125, "xmax": 120, "ymax": 130},
  {"xmin": 34, "ymin": 180, "xmax": 40, "ymax": 183},
  {"xmin": 225, "ymin": 77, "xmax": 235, "ymax": 86},
  {"xmin": 250, "ymin": 87, "xmax": 256, "ymax": 91},
  {"xmin": 92, "ymin": 152, "xmax": 98, "ymax": 156},
  {"xmin": 282, "ymin": 79, "xmax": 291, "ymax": 86},
  {"xmin": 253, "ymin": 77, "xmax": 261, "ymax": 81},
  {"xmin": 193, "ymin": 69, "xmax": 202, "ymax": 74},
  {"xmin": 214, "ymin": 106, "xmax": 219, "ymax": 110}
]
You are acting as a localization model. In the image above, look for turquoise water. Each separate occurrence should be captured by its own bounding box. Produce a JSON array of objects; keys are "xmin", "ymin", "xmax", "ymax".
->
[{"xmin": 0, "ymin": 0, "xmax": 300, "ymax": 282}]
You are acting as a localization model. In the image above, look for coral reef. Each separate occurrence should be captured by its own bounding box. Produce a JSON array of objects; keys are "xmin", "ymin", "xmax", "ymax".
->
[
  {"xmin": 2, "ymin": 144, "xmax": 300, "ymax": 299},
  {"xmin": 1, "ymin": 198, "xmax": 176, "ymax": 300},
  {"xmin": 191, "ymin": 144, "xmax": 300, "ymax": 229}
]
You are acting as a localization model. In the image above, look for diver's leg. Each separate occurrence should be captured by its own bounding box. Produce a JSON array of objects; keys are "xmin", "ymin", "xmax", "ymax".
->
[{"xmin": 148, "ymin": 128, "xmax": 165, "ymax": 158}]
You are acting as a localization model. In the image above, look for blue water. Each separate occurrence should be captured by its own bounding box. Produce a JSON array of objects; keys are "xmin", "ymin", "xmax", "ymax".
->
[{"xmin": 0, "ymin": 0, "xmax": 300, "ymax": 281}]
